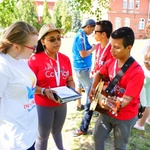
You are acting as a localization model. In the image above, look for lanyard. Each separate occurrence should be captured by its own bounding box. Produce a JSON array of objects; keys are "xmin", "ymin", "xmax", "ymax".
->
[
  {"xmin": 113, "ymin": 60, "xmax": 117, "ymax": 78},
  {"xmin": 49, "ymin": 53, "xmax": 60, "ymax": 86},
  {"xmin": 97, "ymin": 41, "xmax": 110, "ymax": 65}
]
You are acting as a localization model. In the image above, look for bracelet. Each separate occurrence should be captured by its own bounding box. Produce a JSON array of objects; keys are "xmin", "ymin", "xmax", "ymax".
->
[{"xmin": 41, "ymin": 88, "xmax": 46, "ymax": 96}]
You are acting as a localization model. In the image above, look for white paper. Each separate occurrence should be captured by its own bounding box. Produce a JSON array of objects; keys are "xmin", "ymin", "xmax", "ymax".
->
[{"xmin": 51, "ymin": 86, "xmax": 79, "ymax": 99}]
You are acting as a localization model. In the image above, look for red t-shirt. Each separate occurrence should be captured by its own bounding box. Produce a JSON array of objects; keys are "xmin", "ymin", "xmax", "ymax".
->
[
  {"xmin": 92, "ymin": 43, "xmax": 113, "ymax": 74},
  {"xmin": 99, "ymin": 58, "xmax": 145, "ymax": 120},
  {"xmin": 28, "ymin": 52, "xmax": 73, "ymax": 107}
]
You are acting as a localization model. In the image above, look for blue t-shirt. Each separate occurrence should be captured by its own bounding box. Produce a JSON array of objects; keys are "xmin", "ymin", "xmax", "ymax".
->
[{"xmin": 72, "ymin": 29, "xmax": 92, "ymax": 70}]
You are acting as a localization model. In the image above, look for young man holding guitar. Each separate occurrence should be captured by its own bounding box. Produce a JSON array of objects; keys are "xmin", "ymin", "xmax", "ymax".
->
[{"xmin": 89, "ymin": 27, "xmax": 145, "ymax": 150}]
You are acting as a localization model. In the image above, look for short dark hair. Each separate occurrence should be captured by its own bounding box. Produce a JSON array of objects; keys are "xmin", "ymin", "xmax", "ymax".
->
[
  {"xmin": 111, "ymin": 27, "xmax": 135, "ymax": 48},
  {"xmin": 96, "ymin": 20, "xmax": 113, "ymax": 38}
]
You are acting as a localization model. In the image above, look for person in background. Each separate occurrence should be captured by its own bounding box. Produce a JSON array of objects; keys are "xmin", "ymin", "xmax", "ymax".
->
[
  {"xmin": 90, "ymin": 20, "xmax": 113, "ymax": 118},
  {"xmin": 28, "ymin": 23, "xmax": 75, "ymax": 150},
  {"xmin": 72, "ymin": 18, "xmax": 96, "ymax": 136},
  {"xmin": 91, "ymin": 20, "xmax": 113, "ymax": 76},
  {"xmin": 73, "ymin": 19, "xmax": 96, "ymax": 111},
  {"xmin": 0, "ymin": 21, "xmax": 38, "ymax": 150},
  {"xmin": 89, "ymin": 27, "xmax": 144, "ymax": 150},
  {"xmin": 134, "ymin": 20, "xmax": 150, "ymax": 130}
]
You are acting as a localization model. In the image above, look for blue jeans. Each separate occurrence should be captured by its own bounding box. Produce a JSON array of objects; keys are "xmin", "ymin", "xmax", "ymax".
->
[
  {"xmin": 93, "ymin": 113, "xmax": 138, "ymax": 150},
  {"xmin": 74, "ymin": 68, "xmax": 93, "ymax": 132}
]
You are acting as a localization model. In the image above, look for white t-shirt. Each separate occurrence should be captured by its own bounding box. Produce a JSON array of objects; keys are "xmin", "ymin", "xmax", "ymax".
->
[
  {"xmin": 141, "ymin": 39, "xmax": 150, "ymax": 55},
  {"xmin": 0, "ymin": 53, "xmax": 38, "ymax": 150},
  {"xmin": 140, "ymin": 65, "xmax": 150, "ymax": 106}
]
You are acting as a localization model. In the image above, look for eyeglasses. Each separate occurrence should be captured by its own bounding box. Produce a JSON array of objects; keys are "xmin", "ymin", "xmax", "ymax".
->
[
  {"xmin": 46, "ymin": 37, "xmax": 61, "ymax": 43},
  {"xmin": 95, "ymin": 30, "xmax": 104, "ymax": 34},
  {"xmin": 23, "ymin": 45, "xmax": 37, "ymax": 53}
]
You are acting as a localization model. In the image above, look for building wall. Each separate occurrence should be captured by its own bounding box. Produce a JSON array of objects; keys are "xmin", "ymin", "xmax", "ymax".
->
[
  {"xmin": 108, "ymin": 0, "xmax": 150, "ymax": 39},
  {"xmin": 34, "ymin": 0, "xmax": 55, "ymax": 22}
]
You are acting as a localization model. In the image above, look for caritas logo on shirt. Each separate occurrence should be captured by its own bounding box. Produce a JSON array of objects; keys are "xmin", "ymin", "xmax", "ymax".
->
[{"xmin": 24, "ymin": 86, "xmax": 36, "ymax": 112}]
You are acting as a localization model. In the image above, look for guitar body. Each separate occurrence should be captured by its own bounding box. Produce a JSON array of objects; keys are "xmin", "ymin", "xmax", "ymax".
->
[
  {"xmin": 90, "ymin": 79, "xmax": 108, "ymax": 114},
  {"xmin": 90, "ymin": 79, "xmax": 122, "ymax": 115}
]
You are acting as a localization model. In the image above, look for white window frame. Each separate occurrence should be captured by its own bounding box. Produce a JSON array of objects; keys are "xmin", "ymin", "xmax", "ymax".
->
[
  {"xmin": 135, "ymin": 0, "xmax": 140, "ymax": 9},
  {"xmin": 139, "ymin": 18, "xmax": 145, "ymax": 30},
  {"xmin": 128, "ymin": 0, "xmax": 134, "ymax": 9},
  {"xmin": 114, "ymin": 17, "xmax": 121, "ymax": 30},
  {"xmin": 124, "ymin": 18, "xmax": 130, "ymax": 27},
  {"xmin": 123, "ymin": 0, "xmax": 127, "ymax": 9}
]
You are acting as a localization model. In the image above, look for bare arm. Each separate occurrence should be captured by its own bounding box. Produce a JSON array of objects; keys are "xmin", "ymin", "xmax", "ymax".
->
[
  {"xmin": 35, "ymin": 86, "xmax": 57, "ymax": 102},
  {"xmin": 89, "ymin": 71, "xmax": 102, "ymax": 101},
  {"xmin": 79, "ymin": 44, "xmax": 96, "ymax": 58},
  {"xmin": 66, "ymin": 76, "xmax": 75, "ymax": 89},
  {"xmin": 91, "ymin": 71, "xmax": 102, "ymax": 90},
  {"xmin": 120, "ymin": 95, "xmax": 132, "ymax": 108}
]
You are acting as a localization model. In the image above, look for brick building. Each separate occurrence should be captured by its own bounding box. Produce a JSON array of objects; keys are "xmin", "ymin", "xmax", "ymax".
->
[
  {"xmin": 108, "ymin": 0, "xmax": 150, "ymax": 39},
  {"xmin": 35, "ymin": 0, "xmax": 55, "ymax": 22},
  {"xmin": 35, "ymin": 0, "xmax": 150, "ymax": 39}
]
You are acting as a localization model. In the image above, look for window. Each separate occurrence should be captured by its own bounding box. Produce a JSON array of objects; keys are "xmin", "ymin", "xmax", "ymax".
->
[
  {"xmin": 128, "ymin": 0, "xmax": 134, "ymax": 9},
  {"xmin": 124, "ymin": 18, "xmax": 130, "ymax": 27},
  {"xmin": 114, "ymin": 17, "xmax": 121, "ymax": 30},
  {"xmin": 37, "ymin": 5, "xmax": 44, "ymax": 17},
  {"xmin": 123, "ymin": 0, "xmax": 127, "ymax": 9},
  {"xmin": 139, "ymin": 18, "xmax": 145, "ymax": 30},
  {"xmin": 135, "ymin": 0, "xmax": 140, "ymax": 9}
]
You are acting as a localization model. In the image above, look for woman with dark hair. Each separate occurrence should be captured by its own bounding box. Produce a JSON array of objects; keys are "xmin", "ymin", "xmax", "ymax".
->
[{"xmin": 28, "ymin": 23, "xmax": 75, "ymax": 150}]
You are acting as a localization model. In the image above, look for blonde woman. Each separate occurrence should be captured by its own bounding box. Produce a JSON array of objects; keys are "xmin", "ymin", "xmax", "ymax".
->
[{"xmin": 0, "ymin": 21, "xmax": 38, "ymax": 150}]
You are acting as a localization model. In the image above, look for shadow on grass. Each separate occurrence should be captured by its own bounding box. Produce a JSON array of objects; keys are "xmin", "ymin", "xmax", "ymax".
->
[
  {"xmin": 48, "ymin": 96, "xmax": 150, "ymax": 150},
  {"xmin": 63, "ymin": 105, "xmax": 150, "ymax": 150}
]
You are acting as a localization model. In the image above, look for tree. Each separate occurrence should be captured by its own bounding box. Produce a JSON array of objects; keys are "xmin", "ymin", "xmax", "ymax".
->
[
  {"xmin": 0, "ymin": 0, "xmax": 41, "ymax": 30},
  {"xmin": 72, "ymin": 12, "xmax": 82, "ymax": 32},
  {"xmin": 42, "ymin": 0, "xmax": 51, "ymax": 25},
  {"xmin": 60, "ymin": 0, "xmax": 72, "ymax": 34},
  {"xmin": 53, "ymin": 0, "xmax": 72, "ymax": 34},
  {"xmin": 68, "ymin": 0, "xmax": 110, "ymax": 20},
  {"xmin": 0, "ymin": 0, "xmax": 18, "ymax": 27},
  {"xmin": 53, "ymin": 0, "xmax": 63, "ymax": 28},
  {"xmin": 16, "ymin": 0, "xmax": 40, "ymax": 30}
]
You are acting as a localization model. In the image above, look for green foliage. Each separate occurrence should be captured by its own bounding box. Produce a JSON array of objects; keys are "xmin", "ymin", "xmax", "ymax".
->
[
  {"xmin": 53, "ymin": 0, "xmax": 63, "ymax": 28},
  {"xmin": 68, "ymin": 0, "xmax": 110, "ymax": 20},
  {"xmin": 42, "ymin": 0, "xmax": 51, "ymax": 25},
  {"xmin": 0, "ymin": 0, "xmax": 18, "ymax": 27},
  {"xmin": 0, "ymin": 0, "xmax": 41, "ymax": 30},
  {"xmin": 16, "ymin": 0, "xmax": 40, "ymax": 29},
  {"xmin": 53, "ymin": 0, "xmax": 72, "ymax": 34},
  {"xmin": 72, "ymin": 12, "xmax": 82, "ymax": 32}
]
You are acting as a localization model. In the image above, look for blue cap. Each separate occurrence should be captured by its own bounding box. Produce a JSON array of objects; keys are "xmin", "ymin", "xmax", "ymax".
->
[{"xmin": 81, "ymin": 19, "xmax": 96, "ymax": 28}]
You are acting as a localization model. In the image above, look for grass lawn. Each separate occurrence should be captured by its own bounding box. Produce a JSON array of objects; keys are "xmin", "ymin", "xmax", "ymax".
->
[{"xmin": 47, "ymin": 38, "xmax": 150, "ymax": 150}]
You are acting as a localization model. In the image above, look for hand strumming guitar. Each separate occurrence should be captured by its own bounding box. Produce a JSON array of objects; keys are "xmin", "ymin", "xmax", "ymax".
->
[{"xmin": 99, "ymin": 96, "xmax": 123, "ymax": 116}]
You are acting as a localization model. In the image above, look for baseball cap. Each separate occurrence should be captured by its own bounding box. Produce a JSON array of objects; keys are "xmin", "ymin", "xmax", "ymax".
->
[
  {"xmin": 81, "ymin": 19, "xmax": 96, "ymax": 28},
  {"xmin": 38, "ymin": 23, "xmax": 64, "ymax": 40}
]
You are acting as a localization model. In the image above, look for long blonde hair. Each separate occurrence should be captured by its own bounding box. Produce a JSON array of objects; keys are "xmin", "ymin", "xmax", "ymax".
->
[{"xmin": 0, "ymin": 21, "xmax": 38, "ymax": 53}]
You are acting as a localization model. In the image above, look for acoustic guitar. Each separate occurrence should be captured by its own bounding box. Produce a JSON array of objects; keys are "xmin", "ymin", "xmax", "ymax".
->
[{"xmin": 90, "ymin": 79, "xmax": 121, "ymax": 115}]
